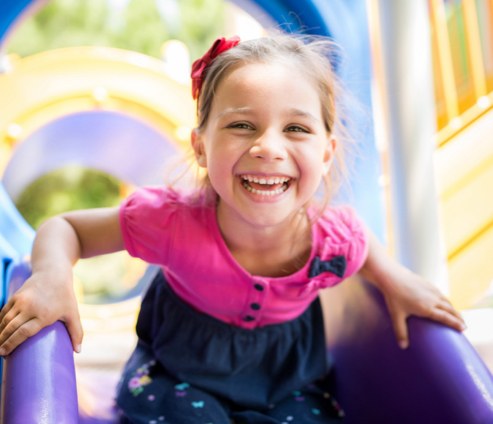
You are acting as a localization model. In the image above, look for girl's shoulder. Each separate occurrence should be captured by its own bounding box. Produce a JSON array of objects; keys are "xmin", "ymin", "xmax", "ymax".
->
[
  {"xmin": 309, "ymin": 205, "xmax": 369, "ymax": 278},
  {"xmin": 120, "ymin": 186, "xmax": 214, "ymax": 237},
  {"xmin": 122, "ymin": 186, "xmax": 211, "ymax": 213},
  {"xmin": 315, "ymin": 205, "xmax": 367, "ymax": 240},
  {"xmin": 119, "ymin": 187, "xmax": 214, "ymax": 263}
]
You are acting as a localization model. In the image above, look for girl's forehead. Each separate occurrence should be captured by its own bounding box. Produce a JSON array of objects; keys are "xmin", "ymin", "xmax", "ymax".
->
[
  {"xmin": 228, "ymin": 58, "xmax": 302, "ymax": 77},
  {"xmin": 219, "ymin": 61, "xmax": 316, "ymax": 93}
]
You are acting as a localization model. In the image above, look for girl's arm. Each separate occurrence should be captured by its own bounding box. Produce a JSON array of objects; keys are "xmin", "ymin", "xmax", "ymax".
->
[
  {"xmin": 0, "ymin": 207, "xmax": 123, "ymax": 356},
  {"xmin": 359, "ymin": 232, "xmax": 466, "ymax": 349}
]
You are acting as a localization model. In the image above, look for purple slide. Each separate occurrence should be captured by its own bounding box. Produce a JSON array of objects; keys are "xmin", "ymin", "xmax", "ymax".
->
[
  {"xmin": 0, "ymin": 262, "xmax": 78, "ymax": 423},
  {"xmin": 2, "ymin": 261, "xmax": 493, "ymax": 423}
]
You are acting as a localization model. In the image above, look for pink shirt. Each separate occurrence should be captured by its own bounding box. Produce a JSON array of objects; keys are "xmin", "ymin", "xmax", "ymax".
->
[{"xmin": 120, "ymin": 187, "xmax": 369, "ymax": 329}]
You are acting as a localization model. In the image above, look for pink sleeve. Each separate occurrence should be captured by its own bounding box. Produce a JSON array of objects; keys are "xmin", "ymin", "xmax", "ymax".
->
[
  {"xmin": 119, "ymin": 187, "xmax": 182, "ymax": 264},
  {"xmin": 318, "ymin": 206, "xmax": 369, "ymax": 279}
]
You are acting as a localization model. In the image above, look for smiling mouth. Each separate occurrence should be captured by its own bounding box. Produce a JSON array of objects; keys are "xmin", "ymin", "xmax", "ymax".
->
[{"xmin": 240, "ymin": 175, "xmax": 291, "ymax": 196}]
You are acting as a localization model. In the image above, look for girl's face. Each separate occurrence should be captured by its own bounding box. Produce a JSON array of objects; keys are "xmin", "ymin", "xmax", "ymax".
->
[{"xmin": 192, "ymin": 61, "xmax": 336, "ymax": 233}]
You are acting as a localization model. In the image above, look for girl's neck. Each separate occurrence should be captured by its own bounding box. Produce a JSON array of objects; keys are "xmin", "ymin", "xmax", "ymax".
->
[{"xmin": 216, "ymin": 205, "xmax": 313, "ymax": 277}]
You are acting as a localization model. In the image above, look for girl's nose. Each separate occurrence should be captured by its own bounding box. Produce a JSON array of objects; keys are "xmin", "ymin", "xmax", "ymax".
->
[{"xmin": 249, "ymin": 131, "xmax": 287, "ymax": 161}]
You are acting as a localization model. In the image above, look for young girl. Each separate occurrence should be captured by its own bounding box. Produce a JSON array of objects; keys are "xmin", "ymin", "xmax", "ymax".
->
[{"xmin": 0, "ymin": 34, "xmax": 464, "ymax": 423}]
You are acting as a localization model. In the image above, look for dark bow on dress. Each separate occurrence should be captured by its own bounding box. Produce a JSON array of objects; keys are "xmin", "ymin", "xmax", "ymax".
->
[{"xmin": 308, "ymin": 255, "xmax": 347, "ymax": 278}]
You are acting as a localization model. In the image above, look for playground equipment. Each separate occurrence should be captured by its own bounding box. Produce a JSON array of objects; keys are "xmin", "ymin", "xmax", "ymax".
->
[{"xmin": 1, "ymin": 0, "xmax": 493, "ymax": 423}]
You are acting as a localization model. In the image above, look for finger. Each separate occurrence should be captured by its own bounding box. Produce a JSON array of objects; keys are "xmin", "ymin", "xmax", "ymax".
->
[
  {"xmin": 0, "ymin": 317, "xmax": 42, "ymax": 356},
  {"xmin": 0, "ymin": 307, "xmax": 21, "ymax": 345},
  {"xmin": 430, "ymin": 307, "xmax": 466, "ymax": 332},
  {"xmin": 64, "ymin": 315, "xmax": 84, "ymax": 353},
  {"xmin": 437, "ymin": 300, "xmax": 465, "ymax": 324},
  {"xmin": 390, "ymin": 310, "xmax": 409, "ymax": 349},
  {"xmin": 0, "ymin": 299, "xmax": 16, "ymax": 331}
]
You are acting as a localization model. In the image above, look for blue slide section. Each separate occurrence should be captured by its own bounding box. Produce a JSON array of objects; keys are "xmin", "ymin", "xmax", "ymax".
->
[{"xmin": 0, "ymin": 183, "xmax": 34, "ymax": 306}]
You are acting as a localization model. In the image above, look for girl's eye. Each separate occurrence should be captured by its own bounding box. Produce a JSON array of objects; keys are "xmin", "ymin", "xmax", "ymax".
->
[
  {"xmin": 286, "ymin": 125, "xmax": 309, "ymax": 133},
  {"xmin": 228, "ymin": 122, "xmax": 253, "ymax": 130}
]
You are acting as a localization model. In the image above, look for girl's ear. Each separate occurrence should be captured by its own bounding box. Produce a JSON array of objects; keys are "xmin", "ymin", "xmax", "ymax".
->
[
  {"xmin": 191, "ymin": 128, "xmax": 207, "ymax": 167},
  {"xmin": 323, "ymin": 136, "xmax": 337, "ymax": 173}
]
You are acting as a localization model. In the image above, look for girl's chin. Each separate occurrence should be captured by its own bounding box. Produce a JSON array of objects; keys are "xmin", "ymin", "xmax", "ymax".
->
[{"xmin": 226, "ymin": 203, "xmax": 306, "ymax": 230}]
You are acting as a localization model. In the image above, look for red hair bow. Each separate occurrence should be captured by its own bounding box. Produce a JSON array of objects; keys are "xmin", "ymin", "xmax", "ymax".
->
[{"xmin": 191, "ymin": 36, "xmax": 240, "ymax": 100}]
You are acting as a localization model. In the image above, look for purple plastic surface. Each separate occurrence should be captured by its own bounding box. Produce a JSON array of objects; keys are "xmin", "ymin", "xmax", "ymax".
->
[
  {"xmin": 323, "ymin": 277, "xmax": 493, "ymax": 424},
  {"xmin": 0, "ymin": 262, "xmax": 78, "ymax": 423}
]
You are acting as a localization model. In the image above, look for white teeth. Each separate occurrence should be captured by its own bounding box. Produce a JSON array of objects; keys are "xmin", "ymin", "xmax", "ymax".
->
[
  {"xmin": 241, "ymin": 175, "xmax": 291, "ymax": 185},
  {"xmin": 243, "ymin": 184, "xmax": 287, "ymax": 196},
  {"xmin": 240, "ymin": 175, "xmax": 290, "ymax": 196}
]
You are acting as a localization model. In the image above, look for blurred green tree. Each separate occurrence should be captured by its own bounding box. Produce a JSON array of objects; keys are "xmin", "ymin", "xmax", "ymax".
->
[
  {"xmin": 7, "ymin": 0, "xmax": 225, "ymax": 59},
  {"xmin": 16, "ymin": 166, "xmax": 122, "ymax": 229}
]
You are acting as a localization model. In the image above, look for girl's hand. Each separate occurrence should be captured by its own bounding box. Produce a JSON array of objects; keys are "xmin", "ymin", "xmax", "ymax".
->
[
  {"xmin": 380, "ymin": 268, "xmax": 466, "ymax": 349},
  {"xmin": 0, "ymin": 269, "xmax": 83, "ymax": 356},
  {"xmin": 361, "ymin": 231, "xmax": 466, "ymax": 349}
]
